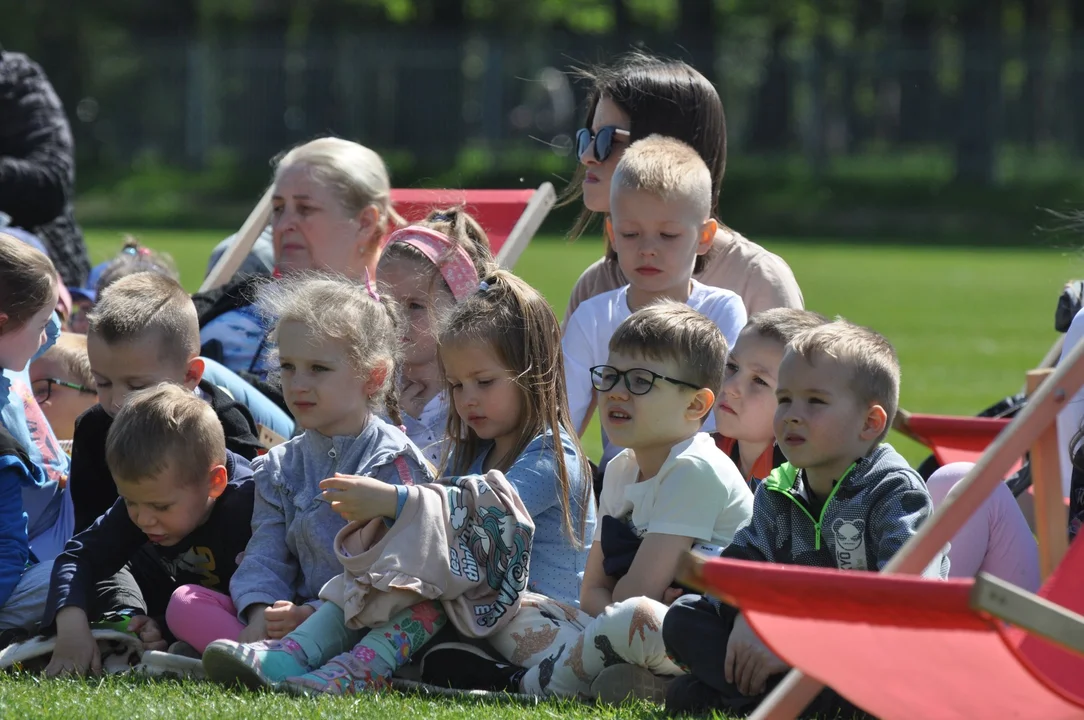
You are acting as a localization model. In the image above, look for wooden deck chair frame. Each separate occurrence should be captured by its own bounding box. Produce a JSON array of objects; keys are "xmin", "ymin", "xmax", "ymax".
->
[
  {"xmin": 742, "ymin": 339, "xmax": 1084, "ymax": 720},
  {"xmin": 199, "ymin": 182, "xmax": 557, "ymax": 294}
]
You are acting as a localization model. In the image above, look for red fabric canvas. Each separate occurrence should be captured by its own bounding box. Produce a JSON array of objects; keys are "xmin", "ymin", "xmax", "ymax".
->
[
  {"xmin": 391, "ymin": 189, "xmax": 536, "ymax": 257},
  {"xmin": 694, "ymin": 539, "xmax": 1084, "ymax": 719}
]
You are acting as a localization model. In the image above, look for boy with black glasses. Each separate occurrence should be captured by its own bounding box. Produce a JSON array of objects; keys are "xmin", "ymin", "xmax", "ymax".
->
[{"xmin": 512, "ymin": 301, "xmax": 753, "ymax": 701}]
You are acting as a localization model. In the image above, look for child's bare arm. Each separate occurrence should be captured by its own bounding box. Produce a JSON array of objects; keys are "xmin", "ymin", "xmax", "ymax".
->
[
  {"xmin": 579, "ymin": 543, "xmax": 617, "ymax": 617},
  {"xmin": 612, "ymin": 533, "xmax": 694, "ymax": 605}
]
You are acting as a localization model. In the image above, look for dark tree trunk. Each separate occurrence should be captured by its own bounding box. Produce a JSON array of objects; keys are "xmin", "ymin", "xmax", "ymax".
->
[
  {"xmin": 954, "ymin": 0, "xmax": 1002, "ymax": 185},
  {"xmin": 1070, "ymin": 0, "xmax": 1084, "ymax": 154},
  {"xmin": 1019, "ymin": 0, "xmax": 1051, "ymax": 148},
  {"xmin": 678, "ymin": 0, "xmax": 717, "ymax": 86},
  {"xmin": 840, "ymin": 0, "xmax": 882, "ymax": 151},
  {"xmin": 898, "ymin": 2, "xmax": 939, "ymax": 143},
  {"xmin": 746, "ymin": 19, "xmax": 794, "ymax": 151}
]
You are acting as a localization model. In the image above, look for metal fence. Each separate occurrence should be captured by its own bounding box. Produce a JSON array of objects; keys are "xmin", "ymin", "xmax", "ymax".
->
[{"xmin": 52, "ymin": 28, "xmax": 1084, "ymax": 183}]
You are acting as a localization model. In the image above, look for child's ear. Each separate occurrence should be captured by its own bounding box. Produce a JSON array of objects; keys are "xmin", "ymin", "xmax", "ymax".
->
[
  {"xmin": 687, "ymin": 388, "xmax": 715, "ymax": 422},
  {"xmin": 365, "ymin": 363, "xmax": 389, "ymax": 397},
  {"xmin": 697, "ymin": 219, "xmax": 718, "ymax": 255},
  {"xmin": 0, "ymin": 312, "xmax": 8, "ymax": 334},
  {"xmin": 207, "ymin": 464, "xmax": 228, "ymax": 500},
  {"xmin": 859, "ymin": 403, "xmax": 888, "ymax": 442},
  {"xmin": 605, "ymin": 216, "xmax": 616, "ymax": 251},
  {"xmin": 184, "ymin": 357, "xmax": 205, "ymax": 391}
]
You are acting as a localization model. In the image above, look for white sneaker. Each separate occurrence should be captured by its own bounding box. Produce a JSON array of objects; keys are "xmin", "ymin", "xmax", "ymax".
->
[{"xmin": 133, "ymin": 650, "xmax": 206, "ymax": 680}]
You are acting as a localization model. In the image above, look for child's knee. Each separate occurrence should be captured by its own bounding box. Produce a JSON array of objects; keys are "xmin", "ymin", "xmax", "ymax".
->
[{"xmin": 165, "ymin": 584, "xmax": 205, "ymax": 626}]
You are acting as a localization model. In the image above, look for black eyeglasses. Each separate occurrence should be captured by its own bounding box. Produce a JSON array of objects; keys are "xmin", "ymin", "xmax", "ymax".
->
[
  {"xmin": 590, "ymin": 365, "xmax": 701, "ymax": 396},
  {"xmin": 576, "ymin": 125, "xmax": 631, "ymax": 163},
  {"xmin": 32, "ymin": 378, "xmax": 96, "ymax": 404}
]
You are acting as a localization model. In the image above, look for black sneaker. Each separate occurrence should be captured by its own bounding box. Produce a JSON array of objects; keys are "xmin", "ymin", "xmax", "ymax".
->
[
  {"xmin": 0, "ymin": 628, "xmax": 29, "ymax": 652},
  {"xmin": 664, "ymin": 674, "xmax": 734, "ymax": 715},
  {"xmin": 420, "ymin": 642, "xmax": 524, "ymax": 693}
]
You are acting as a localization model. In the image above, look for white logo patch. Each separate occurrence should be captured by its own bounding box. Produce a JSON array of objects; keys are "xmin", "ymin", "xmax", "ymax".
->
[{"xmin": 831, "ymin": 518, "xmax": 867, "ymax": 570}]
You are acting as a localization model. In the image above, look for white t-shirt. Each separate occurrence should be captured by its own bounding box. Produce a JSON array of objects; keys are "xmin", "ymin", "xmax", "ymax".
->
[
  {"xmin": 594, "ymin": 432, "xmax": 754, "ymax": 549},
  {"xmin": 563, "ymin": 279, "xmax": 748, "ymax": 436},
  {"xmin": 400, "ymin": 392, "xmax": 447, "ymax": 467}
]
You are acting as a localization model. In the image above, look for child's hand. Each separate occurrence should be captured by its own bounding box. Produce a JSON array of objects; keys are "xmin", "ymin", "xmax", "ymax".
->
[
  {"xmin": 46, "ymin": 608, "xmax": 100, "ymax": 677},
  {"xmin": 128, "ymin": 615, "xmax": 167, "ymax": 652},
  {"xmin": 662, "ymin": 587, "xmax": 686, "ymax": 606},
  {"xmin": 264, "ymin": 600, "xmax": 314, "ymax": 638},
  {"xmin": 320, "ymin": 474, "xmax": 398, "ymax": 524},
  {"xmin": 238, "ymin": 608, "xmax": 269, "ymax": 644},
  {"xmin": 724, "ymin": 613, "xmax": 789, "ymax": 696}
]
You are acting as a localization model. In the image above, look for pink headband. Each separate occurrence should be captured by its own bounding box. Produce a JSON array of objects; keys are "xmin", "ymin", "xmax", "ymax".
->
[{"xmin": 383, "ymin": 225, "xmax": 479, "ymax": 303}]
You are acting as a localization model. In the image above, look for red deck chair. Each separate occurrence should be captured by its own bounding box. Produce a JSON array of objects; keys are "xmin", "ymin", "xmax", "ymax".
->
[
  {"xmin": 676, "ymin": 355, "xmax": 1084, "ymax": 719},
  {"xmin": 201, "ymin": 183, "xmax": 556, "ymax": 292},
  {"xmin": 686, "ymin": 541, "xmax": 1084, "ymax": 720},
  {"xmin": 899, "ymin": 412, "xmax": 1012, "ymax": 466}
]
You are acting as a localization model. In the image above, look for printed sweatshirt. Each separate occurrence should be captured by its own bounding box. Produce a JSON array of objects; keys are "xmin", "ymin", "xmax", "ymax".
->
[{"xmin": 722, "ymin": 444, "xmax": 949, "ymax": 578}]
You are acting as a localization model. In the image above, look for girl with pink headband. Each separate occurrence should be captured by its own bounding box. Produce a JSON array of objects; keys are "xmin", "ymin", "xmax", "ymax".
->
[{"xmin": 375, "ymin": 208, "xmax": 493, "ymax": 464}]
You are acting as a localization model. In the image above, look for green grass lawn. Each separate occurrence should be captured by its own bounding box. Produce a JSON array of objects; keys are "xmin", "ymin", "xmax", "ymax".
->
[{"xmin": 45, "ymin": 229, "xmax": 1070, "ymax": 719}]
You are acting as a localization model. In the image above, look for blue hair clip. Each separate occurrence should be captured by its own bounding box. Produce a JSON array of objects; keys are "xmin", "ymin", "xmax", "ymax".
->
[{"xmin": 478, "ymin": 280, "xmax": 490, "ymax": 293}]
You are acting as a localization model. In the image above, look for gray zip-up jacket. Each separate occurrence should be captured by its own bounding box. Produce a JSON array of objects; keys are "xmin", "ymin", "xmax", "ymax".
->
[
  {"xmin": 230, "ymin": 416, "xmax": 434, "ymax": 619},
  {"xmin": 722, "ymin": 444, "xmax": 949, "ymax": 578}
]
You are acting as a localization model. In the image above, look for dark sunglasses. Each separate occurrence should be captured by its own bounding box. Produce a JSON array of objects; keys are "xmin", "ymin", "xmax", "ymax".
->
[
  {"xmin": 590, "ymin": 365, "xmax": 700, "ymax": 396},
  {"xmin": 576, "ymin": 125, "xmax": 631, "ymax": 163},
  {"xmin": 33, "ymin": 378, "xmax": 96, "ymax": 404}
]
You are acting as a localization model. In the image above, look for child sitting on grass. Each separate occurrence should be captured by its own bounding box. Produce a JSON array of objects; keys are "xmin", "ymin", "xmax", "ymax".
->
[
  {"xmin": 713, "ymin": 308, "xmax": 829, "ymax": 491},
  {"xmin": 450, "ymin": 301, "xmax": 754, "ymax": 701},
  {"xmin": 71, "ymin": 272, "xmax": 261, "ymax": 534},
  {"xmin": 29, "ymin": 332, "xmax": 97, "ymax": 445},
  {"xmin": 42, "ymin": 384, "xmax": 254, "ymax": 675},
  {"xmin": 663, "ymin": 320, "xmax": 949, "ymax": 717}
]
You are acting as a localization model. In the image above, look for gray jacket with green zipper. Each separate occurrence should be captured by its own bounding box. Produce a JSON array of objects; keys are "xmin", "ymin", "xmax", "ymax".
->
[{"xmin": 721, "ymin": 443, "xmax": 949, "ymax": 578}]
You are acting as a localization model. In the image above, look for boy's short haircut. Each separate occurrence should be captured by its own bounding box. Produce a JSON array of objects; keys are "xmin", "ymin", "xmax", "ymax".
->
[
  {"xmin": 744, "ymin": 308, "xmax": 831, "ymax": 347},
  {"xmin": 787, "ymin": 320, "xmax": 900, "ymax": 443},
  {"xmin": 609, "ymin": 300, "xmax": 728, "ymax": 394},
  {"xmin": 611, "ymin": 135, "xmax": 712, "ymax": 219},
  {"xmin": 106, "ymin": 383, "xmax": 226, "ymax": 486},
  {"xmin": 42, "ymin": 332, "xmax": 94, "ymax": 388},
  {"xmin": 88, "ymin": 272, "xmax": 200, "ymax": 363}
]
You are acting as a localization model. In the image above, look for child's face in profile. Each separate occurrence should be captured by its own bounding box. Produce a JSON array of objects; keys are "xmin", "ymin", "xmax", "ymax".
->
[
  {"xmin": 88, "ymin": 331, "xmax": 193, "ymax": 417},
  {"xmin": 715, "ymin": 330, "xmax": 784, "ymax": 445},
  {"xmin": 116, "ymin": 465, "xmax": 219, "ymax": 547},
  {"xmin": 773, "ymin": 350, "xmax": 875, "ymax": 482},
  {"xmin": 0, "ymin": 295, "xmax": 57, "ymax": 373},
  {"xmin": 29, "ymin": 354, "xmax": 97, "ymax": 441},
  {"xmin": 609, "ymin": 189, "xmax": 713, "ymax": 299}
]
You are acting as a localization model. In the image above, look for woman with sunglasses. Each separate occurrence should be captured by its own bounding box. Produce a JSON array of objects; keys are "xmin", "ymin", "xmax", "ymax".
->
[{"xmin": 564, "ymin": 53, "xmax": 804, "ymax": 321}]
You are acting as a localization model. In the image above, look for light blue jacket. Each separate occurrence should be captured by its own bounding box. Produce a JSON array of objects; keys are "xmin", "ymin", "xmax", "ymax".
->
[
  {"xmin": 0, "ymin": 313, "xmax": 73, "ymax": 564},
  {"xmin": 230, "ymin": 416, "xmax": 434, "ymax": 618}
]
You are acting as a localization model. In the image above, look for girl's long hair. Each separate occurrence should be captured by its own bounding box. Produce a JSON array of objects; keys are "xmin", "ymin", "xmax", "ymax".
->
[{"xmin": 438, "ymin": 267, "xmax": 593, "ymax": 547}]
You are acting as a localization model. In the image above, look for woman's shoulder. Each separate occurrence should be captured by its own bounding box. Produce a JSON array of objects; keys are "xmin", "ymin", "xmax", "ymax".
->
[{"xmin": 566, "ymin": 256, "xmax": 627, "ymax": 320}]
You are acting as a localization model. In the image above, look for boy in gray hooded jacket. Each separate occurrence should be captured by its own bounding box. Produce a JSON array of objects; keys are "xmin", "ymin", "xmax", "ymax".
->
[{"xmin": 662, "ymin": 320, "xmax": 948, "ymax": 718}]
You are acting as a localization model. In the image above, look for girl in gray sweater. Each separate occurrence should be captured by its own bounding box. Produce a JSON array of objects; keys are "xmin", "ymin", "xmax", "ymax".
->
[{"xmin": 187, "ymin": 275, "xmax": 433, "ymax": 646}]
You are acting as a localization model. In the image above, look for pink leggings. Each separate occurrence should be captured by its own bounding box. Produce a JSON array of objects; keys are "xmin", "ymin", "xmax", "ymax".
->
[
  {"xmin": 926, "ymin": 462, "xmax": 1041, "ymax": 592},
  {"xmin": 165, "ymin": 584, "xmax": 245, "ymax": 653}
]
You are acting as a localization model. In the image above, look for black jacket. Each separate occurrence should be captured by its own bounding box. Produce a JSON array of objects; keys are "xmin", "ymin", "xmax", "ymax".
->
[
  {"xmin": 69, "ymin": 380, "xmax": 261, "ymax": 533},
  {"xmin": 0, "ymin": 49, "xmax": 89, "ymax": 286},
  {"xmin": 42, "ymin": 452, "xmax": 255, "ymax": 630}
]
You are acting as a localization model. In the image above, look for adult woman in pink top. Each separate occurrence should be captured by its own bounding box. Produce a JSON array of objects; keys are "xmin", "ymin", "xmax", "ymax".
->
[{"xmin": 564, "ymin": 53, "xmax": 803, "ymax": 320}]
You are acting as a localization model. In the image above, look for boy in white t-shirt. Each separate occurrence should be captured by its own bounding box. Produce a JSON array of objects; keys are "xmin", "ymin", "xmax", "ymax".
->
[
  {"xmin": 563, "ymin": 135, "xmax": 748, "ymax": 463},
  {"xmin": 513, "ymin": 300, "xmax": 753, "ymax": 699}
]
